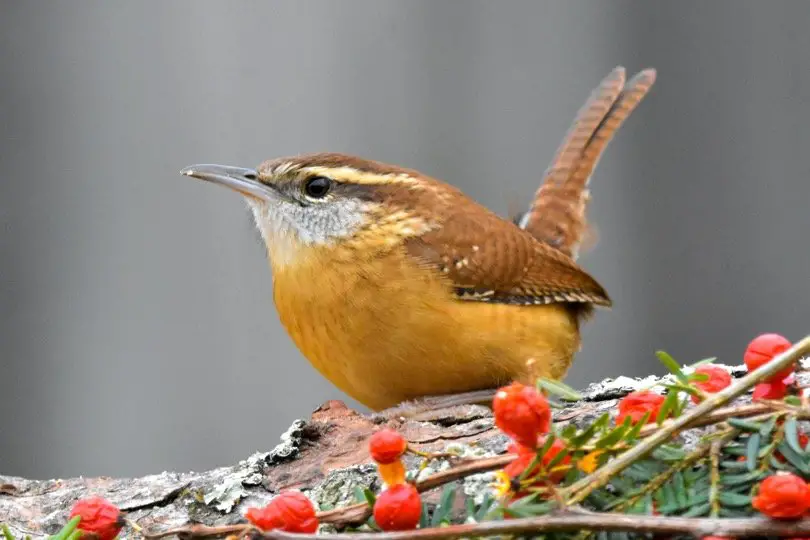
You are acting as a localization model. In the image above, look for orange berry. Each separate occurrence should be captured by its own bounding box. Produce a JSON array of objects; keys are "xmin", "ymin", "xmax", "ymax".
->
[
  {"xmin": 493, "ymin": 382, "xmax": 551, "ymax": 448},
  {"xmin": 368, "ymin": 429, "xmax": 407, "ymax": 464},
  {"xmin": 752, "ymin": 473, "xmax": 810, "ymax": 520},
  {"xmin": 690, "ymin": 365, "xmax": 732, "ymax": 403},
  {"xmin": 373, "ymin": 483, "xmax": 422, "ymax": 531},
  {"xmin": 578, "ymin": 449, "xmax": 603, "ymax": 474},
  {"xmin": 616, "ymin": 390, "xmax": 666, "ymax": 425},
  {"xmin": 69, "ymin": 496, "xmax": 124, "ymax": 540},
  {"xmin": 245, "ymin": 491, "xmax": 318, "ymax": 533},
  {"xmin": 377, "ymin": 460, "xmax": 407, "ymax": 486},
  {"xmin": 744, "ymin": 333, "xmax": 793, "ymax": 383}
]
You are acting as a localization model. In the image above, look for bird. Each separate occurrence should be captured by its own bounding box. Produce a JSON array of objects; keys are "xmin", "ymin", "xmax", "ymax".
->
[{"xmin": 181, "ymin": 66, "xmax": 656, "ymax": 414}]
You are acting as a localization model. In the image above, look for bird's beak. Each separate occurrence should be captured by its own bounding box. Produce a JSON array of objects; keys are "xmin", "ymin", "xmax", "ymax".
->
[{"xmin": 180, "ymin": 164, "xmax": 278, "ymax": 202}]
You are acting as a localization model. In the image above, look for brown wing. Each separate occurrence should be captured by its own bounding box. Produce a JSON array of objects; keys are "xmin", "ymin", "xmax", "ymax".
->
[
  {"xmin": 523, "ymin": 67, "xmax": 656, "ymax": 258},
  {"xmin": 405, "ymin": 200, "xmax": 611, "ymax": 307}
]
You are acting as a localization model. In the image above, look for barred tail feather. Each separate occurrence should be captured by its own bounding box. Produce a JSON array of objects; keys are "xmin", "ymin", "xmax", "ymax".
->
[{"xmin": 520, "ymin": 67, "xmax": 656, "ymax": 259}]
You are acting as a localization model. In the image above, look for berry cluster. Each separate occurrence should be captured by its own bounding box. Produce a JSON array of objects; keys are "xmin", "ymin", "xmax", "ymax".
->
[
  {"xmin": 367, "ymin": 428, "xmax": 422, "ymax": 531},
  {"xmin": 491, "ymin": 382, "xmax": 571, "ymax": 498}
]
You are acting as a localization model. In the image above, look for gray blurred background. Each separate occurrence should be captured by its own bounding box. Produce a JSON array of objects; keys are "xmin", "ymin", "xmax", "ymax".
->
[{"xmin": 3, "ymin": 1, "xmax": 810, "ymax": 479}]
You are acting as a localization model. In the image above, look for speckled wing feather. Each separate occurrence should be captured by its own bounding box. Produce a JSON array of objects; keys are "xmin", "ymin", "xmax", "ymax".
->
[
  {"xmin": 522, "ymin": 67, "xmax": 656, "ymax": 259},
  {"xmin": 405, "ymin": 200, "xmax": 611, "ymax": 307}
]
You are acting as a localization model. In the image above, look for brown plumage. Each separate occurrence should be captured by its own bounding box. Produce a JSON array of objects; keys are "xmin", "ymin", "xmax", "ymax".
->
[
  {"xmin": 405, "ymin": 201, "xmax": 610, "ymax": 307},
  {"xmin": 181, "ymin": 67, "xmax": 656, "ymax": 411},
  {"xmin": 523, "ymin": 67, "xmax": 657, "ymax": 258}
]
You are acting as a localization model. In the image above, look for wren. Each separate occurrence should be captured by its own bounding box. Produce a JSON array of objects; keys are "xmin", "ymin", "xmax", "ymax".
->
[{"xmin": 181, "ymin": 67, "xmax": 656, "ymax": 413}]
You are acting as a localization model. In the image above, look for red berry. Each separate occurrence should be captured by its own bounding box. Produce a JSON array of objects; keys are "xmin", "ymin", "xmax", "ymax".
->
[
  {"xmin": 492, "ymin": 382, "xmax": 551, "ymax": 448},
  {"xmin": 753, "ymin": 381, "xmax": 788, "ymax": 400},
  {"xmin": 752, "ymin": 473, "xmax": 810, "ymax": 519},
  {"xmin": 503, "ymin": 436, "xmax": 571, "ymax": 485},
  {"xmin": 744, "ymin": 333, "xmax": 793, "ymax": 383},
  {"xmin": 616, "ymin": 390, "xmax": 667, "ymax": 425},
  {"xmin": 373, "ymin": 483, "xmax": 422, "ymax": 531},
  {"xmin": 690, "ymin": 365, "xmax": 732, "ymax": 403},
  {"xmin": 69, "ymin": 496, "xmax": 123, "ymax": 540},
  {"xmin": 503, "ymin": 442, "xmax": 539, "ymax": 477},
  {"xmin": 245, "ymin": 491, "xmax": 318, "ymax": 533},
  {"xmin": 369, "ymin": 429, "xmax": 407, "ymax": 464}
]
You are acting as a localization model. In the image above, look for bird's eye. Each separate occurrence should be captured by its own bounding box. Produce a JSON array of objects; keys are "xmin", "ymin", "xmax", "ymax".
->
[{"xmin": 303, "ymin": 176, "xmax": 333, "ymax": 199}]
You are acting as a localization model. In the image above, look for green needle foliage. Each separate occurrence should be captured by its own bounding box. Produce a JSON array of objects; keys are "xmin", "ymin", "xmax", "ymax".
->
[{"xmin": 349, "ymin": 348, "xmax": 810, "ymax": 539}]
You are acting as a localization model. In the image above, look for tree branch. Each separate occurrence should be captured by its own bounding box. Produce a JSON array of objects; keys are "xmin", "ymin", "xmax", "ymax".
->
[{"xmin": 151, "ymin": 510, "xmax": 810, "ymax": 540}]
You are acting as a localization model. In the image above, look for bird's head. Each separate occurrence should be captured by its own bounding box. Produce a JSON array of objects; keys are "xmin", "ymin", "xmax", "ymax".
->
[{"xmin": 181, "ymin": 153, "xmax": 452, "ymax": 268}]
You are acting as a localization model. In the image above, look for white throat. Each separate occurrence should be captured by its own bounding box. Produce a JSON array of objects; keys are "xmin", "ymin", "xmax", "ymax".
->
[{"xmin": 246, "ymin": 198, "xmax": 367, "ymax": 267}]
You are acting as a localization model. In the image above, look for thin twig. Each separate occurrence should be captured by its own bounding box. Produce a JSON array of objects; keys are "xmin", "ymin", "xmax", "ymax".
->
[
  {"xmin": 637, "ymin": 401, "xmax": 808, "ymax": 437},
  {"xmin": 709, "ymin": 439, "xmax": 722, "ymax": 517},
  {"xmin": 408, "ymin": 447, "xmax": 461, "ymax": 461},
  {"xmin": 564, "ymin": 336, "xmax": 810, "ymax": 505},
  {"xmin": 143, "ymin": 524, "xmax": 256, "ymax": 539},
  {"xmin": 252, "ymin": 511, "xmax": 810, "ymax": 539},
  {"xmin": 762, "ymin": 399, "xmax": 810, "ymax": 416},
  {"xmin": 137, "ymin": 513, "xmax": 810, "ymax": 540}
]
